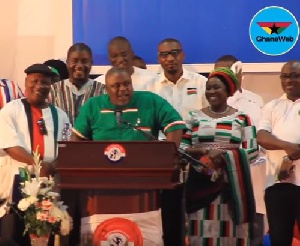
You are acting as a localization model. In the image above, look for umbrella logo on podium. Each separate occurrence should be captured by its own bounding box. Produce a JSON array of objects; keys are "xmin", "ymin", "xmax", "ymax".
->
[
  {"xmin": 93, "ymin": 217, "xmax": 143, "ymax": 245},
  {"xmin": 104, "ymin": 144, "xmax": 126, "ymax": 162}
]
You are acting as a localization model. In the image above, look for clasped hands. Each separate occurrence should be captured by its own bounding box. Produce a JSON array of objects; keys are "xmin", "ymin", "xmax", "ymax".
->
[
  {"xmin": 277, "ymin": 143, "xmax": 300, "ymax": 181},
  {"xmin": 185, "ymin": 147, "xmax": 226, "ymax": 178},
  {"xmin": 200, "ymin": 148, "xmax": 226, "ymax": 176}
]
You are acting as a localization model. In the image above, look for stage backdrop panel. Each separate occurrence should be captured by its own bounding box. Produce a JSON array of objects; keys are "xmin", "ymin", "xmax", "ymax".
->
[{"xmin": 72, "ymin": 0, "xmax": 300, "ymax": 65}]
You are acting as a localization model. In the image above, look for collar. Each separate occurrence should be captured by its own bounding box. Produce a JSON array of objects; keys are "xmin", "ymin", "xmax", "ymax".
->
[
  {"xmin": 280, "ymin": 93, "xmax": 287, "ymax": 99},
  {"xmin": 280, "ymin": 93, "xmax": 300, "ymax": 103},
  {"xmin": 158, "ymin": 68, "xmax": 191, "ymax": 84},
  {"xmin": 64, "ymin": 79, "xmax": 94, "ymax": 95}
]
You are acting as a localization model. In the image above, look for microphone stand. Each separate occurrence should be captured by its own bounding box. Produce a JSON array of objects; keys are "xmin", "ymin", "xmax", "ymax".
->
[
  {"xmin": 118, "ymin": 119, "xmax": 158, "ymax": 141},
  {"xmin": 119, "ymin": 118, "xmax": 207, "ymax": 246}
]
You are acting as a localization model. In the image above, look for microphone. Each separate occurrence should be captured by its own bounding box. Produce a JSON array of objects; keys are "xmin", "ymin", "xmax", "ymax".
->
[
  {"xmin": 178, "ymin": 148, "xmax": 205, "ymax": 167},
  {"xmin": 120, "ymin": 118, "xmax": 204, "ymax": 167},
  {"xmin": 119, "ymin": 119, "xmax": 158, "ymax": 141},
  {"xmin": 113, "ymin": 109, "xmax": 205, "ymax": 168},
  {"xmin": 114, "ymin": 106, "xmax": 123, "ymax": 126}
]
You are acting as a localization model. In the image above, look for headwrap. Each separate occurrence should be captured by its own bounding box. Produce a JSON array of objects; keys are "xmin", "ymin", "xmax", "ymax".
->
[{"xmin": 208, "ymin": 67, "xmax": 239, "ymax": 97}]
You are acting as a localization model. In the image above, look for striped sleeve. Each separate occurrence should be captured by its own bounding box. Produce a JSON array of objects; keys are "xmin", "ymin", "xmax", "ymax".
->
[
  {"xmin": 236, "ymin": 114, "xmax": 259, "ymax": 163},
  {"xmin": 154, "ymin": 93, "xmax": 186, "ymax": 133},
  {"xmin": 180, "ymin": 112, "xmax": 194, "ymax": 150}
]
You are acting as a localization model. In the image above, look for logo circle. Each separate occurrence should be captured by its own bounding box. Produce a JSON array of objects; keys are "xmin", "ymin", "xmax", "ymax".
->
[
  {"xmin": 93, "ymin": 217, "xmax": 143, "ymax": 245},
  {"xmin": 249, "ymin": 6, "xmax": 299, "ymax": 56},
  {"xmin": 104, "ymin": 144, "xmax": 126, "ymax": 162}
]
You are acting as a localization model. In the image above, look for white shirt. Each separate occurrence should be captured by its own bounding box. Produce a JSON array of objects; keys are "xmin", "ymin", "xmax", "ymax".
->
[
  {"xmin": 147, "ymin": 68, "xmax": 207, "ymax": 121},
  {"xmin": 227, "ymin": 88, "xmax": 264, "ymax": 127},
  {"xmin": 95, "ymin": 66, "xmax": 157, "ymax": 91},
  {"xmin": 0, "ymin": 99, "xmax": 69, "ymax": 217},
  {"xmin": 227, "ymin": 88, "xmax": 266, "ymax": 214},
  {"xmin": 258, "ymin": 95, "xmax": 300, "ymax": 188}
]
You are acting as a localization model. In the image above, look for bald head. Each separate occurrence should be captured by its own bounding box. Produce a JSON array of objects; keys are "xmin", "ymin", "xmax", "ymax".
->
[
  {"xmin": 282, "ymin": 60, "xmax": 300, "ymax": 71},
  {"xmin": 280, "ymin": 60, "xmax": 300, "ymax": 101},
  {"xmin": 105, "ymin": 67, "xmax": 133, "ymax": 106},
  {"xmin": 108, "ymin": 36, "xmax": 132, "ymax": 49},
  {"xmin": 108, "ymin": 36, "xmax": 134, "ymax": 74},
  {"xmin": 214, "ymin": 55, "xmax": 238, "ymax": 69},
  {"xmin": 105, "ymin": 67, "xmax": 130, "ymax": 84}
]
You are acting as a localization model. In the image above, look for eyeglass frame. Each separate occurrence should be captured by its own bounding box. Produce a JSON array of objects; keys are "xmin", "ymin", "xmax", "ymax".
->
[
  {"xmin": 37, "ymin": 118, "xmax": 48, "ymax": 135},
  {"xmin": 158, "ymin": 49, "xmax": 182, "ymax": 59},
  {"xmin": 280, "ymin": 73, "xmax": 300, "ymax": 80}
]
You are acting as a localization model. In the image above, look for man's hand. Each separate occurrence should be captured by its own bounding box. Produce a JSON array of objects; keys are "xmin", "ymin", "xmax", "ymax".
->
[
  {"xmin": 40, "ymin": 161, "xmax": 56, "ymax": 177},
  {"xmin": 283, "ymin": 143, "xmax": 300, "ymax": 160},
  {"xmin": 278, "ymin": 156, "xmax": 295, "ymax": 181}
]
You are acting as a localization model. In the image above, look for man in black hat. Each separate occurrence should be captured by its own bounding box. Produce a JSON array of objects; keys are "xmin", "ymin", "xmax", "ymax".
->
[{"xmin": 0, "ymin": 64, "xmax": 70, "ymax": 245}]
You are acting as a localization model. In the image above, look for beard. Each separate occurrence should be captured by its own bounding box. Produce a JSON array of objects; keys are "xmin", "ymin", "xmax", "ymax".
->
[{"xmin": 167, "ymin": 68, "xmax": 178, "ymax": 75}]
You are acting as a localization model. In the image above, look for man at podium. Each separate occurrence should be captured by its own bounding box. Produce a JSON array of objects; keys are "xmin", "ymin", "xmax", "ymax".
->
[{"xmin": 71, "ymin": 67, "xmax": 186, "ymax": 245}]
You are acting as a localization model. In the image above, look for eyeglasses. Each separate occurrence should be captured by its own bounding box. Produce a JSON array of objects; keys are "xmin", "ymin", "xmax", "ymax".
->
[
  {"xmin": 158, "ymin": 49, "xmax": 182, "ymax": 58},
  {"xmin": 37, "ymin": 118, "xmax": 48, "ymax": 135},
  {"xmin": 280, "ymin": 73, "xmax": 300, "ymax": 80}
]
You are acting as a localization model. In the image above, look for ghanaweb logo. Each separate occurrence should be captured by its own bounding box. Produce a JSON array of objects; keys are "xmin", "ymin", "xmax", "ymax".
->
[{"xmin": 249, "ymin": 6, "xmax": 299, "ymax": 56}]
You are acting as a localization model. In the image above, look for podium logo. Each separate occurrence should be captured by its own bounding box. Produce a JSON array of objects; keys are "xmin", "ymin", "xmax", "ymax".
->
[
  {"xmin": 104, "ymin": 144, "xmax": 126, "ymax": 162},
  {"xmin": 249, "ymin": 6, "xmax": 299, "ymax": 56},
  {"xmin": 94, "ymin": 217, "xmax": 143, "ymax": 245}
]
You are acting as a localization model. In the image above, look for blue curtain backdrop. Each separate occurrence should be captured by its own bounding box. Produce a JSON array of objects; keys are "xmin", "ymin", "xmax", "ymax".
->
[{"xmin": 72, "ymin": 0, "xmax": 300, "ymax": 65}]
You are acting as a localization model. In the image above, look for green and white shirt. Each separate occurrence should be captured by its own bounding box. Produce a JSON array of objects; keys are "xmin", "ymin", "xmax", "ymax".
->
[{"xmin": 73, "ymin": 91, "xmax": 186, "ymax": 141}]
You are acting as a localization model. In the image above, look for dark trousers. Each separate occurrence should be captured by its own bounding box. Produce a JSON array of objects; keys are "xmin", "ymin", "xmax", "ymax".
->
[
  {"xmin": 161, "ymin": 186, "xmax": 185, "ymax": 246},
  {"xmin": 265, "ymin": 183, "xmax": 300, "ymax": 246},
  {"xmin": 0, "ymin": 213, "xmax": 30, "ymax": 246},
  {"xmin": 250, "ymin": 213, "xmax": 264, "ymax": 246},
  {"xmin": 0, "ymin": 175, "xmax": 30, "ymax": 246}
]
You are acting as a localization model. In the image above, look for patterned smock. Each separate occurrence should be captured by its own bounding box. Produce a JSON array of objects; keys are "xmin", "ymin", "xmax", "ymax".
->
[{"xmin": 181, "ymin": 110, "xmax": 258, "ymax": 246}]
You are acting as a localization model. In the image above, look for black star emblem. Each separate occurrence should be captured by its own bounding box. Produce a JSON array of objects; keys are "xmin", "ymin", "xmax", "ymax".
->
[{"xmin": 270, "ymin": 23, "xmax": 279, "ymax": 34}]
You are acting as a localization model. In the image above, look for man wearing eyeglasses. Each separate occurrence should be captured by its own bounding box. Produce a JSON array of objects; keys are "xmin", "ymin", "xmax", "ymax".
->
[
  {"xmin": 95, "ymin": 36, "xmax": 157, "ymax": 91},
  {"xmin": 148, "ymin": 38, "xmax": 207, "ymax": 121},
  {"xmin": 0, "ymin": 64, "xmax": 69, "ymax": 245},
  {"xmin": 257, "ymin": 60, "xmax": 300, "ymax": 246},
  {"xmin": 147, "ymin": 38, "xmax": 207, "ymax": 246}
]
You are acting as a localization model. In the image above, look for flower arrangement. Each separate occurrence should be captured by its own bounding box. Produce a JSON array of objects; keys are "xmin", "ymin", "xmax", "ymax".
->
[{"xmin": 11, "ymin": 147, "xmax": 72, "ymax": 238}]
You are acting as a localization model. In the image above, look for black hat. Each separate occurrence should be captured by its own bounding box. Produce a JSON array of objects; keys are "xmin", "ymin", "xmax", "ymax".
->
[
  {"xmin": 43, "ymin": 59, "xmax": 69, "ymax": 80},
  {"xmin": 24, "ymin": 63, "xmax": 56, "ymax": 77}
]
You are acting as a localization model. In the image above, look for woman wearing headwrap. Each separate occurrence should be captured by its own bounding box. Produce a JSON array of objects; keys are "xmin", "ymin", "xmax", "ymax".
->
[{"xmin": 181, "ymin": 67, "xmax": 258, "ymax": 245}]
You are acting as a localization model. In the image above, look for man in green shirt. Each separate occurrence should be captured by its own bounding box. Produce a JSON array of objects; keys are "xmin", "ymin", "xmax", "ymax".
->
[
  {"xmin": 71, "ymin": 67, "xmax": 186, "ymax": 245},
  {"xmin": 73, "ymin": 67, "xmax": 185, "ymax": 145}
]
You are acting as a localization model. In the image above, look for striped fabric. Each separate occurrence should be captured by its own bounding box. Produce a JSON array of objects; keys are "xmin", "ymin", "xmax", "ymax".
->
[
  {"xmin": 31, "ymin": 107, "xmax": 45, "ymax": 159},
  {"xmin": 49, "ymin": 79, "xmax": 105, "ymax": 125},
  {"xmin": 189, "ymin": 195, "xmax": 250, "ymax": 246},
  {"xmin": 0, "ymin": 79, "xmax": 23, "ymax": 109},
  {"xmin": 181, "ymin": 110, "xmax": 258, "ymax": 245}
]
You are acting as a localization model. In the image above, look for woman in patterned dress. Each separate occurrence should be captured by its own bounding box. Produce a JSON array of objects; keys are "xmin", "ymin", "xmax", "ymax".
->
[{"xmin": 181, "ymin": 68, "xmax": 258, "ymax": 246}]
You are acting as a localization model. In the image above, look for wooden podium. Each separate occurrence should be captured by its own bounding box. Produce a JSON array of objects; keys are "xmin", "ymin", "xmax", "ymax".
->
[{"xmin": 56, "ymin": 141, "xmax": 179, "ymax": 214}]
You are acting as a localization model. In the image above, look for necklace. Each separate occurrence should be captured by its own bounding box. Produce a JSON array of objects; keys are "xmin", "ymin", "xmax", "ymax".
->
[{"xmin": 209, "ymin": 106, "xmax": 230, "ymax": 115}]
